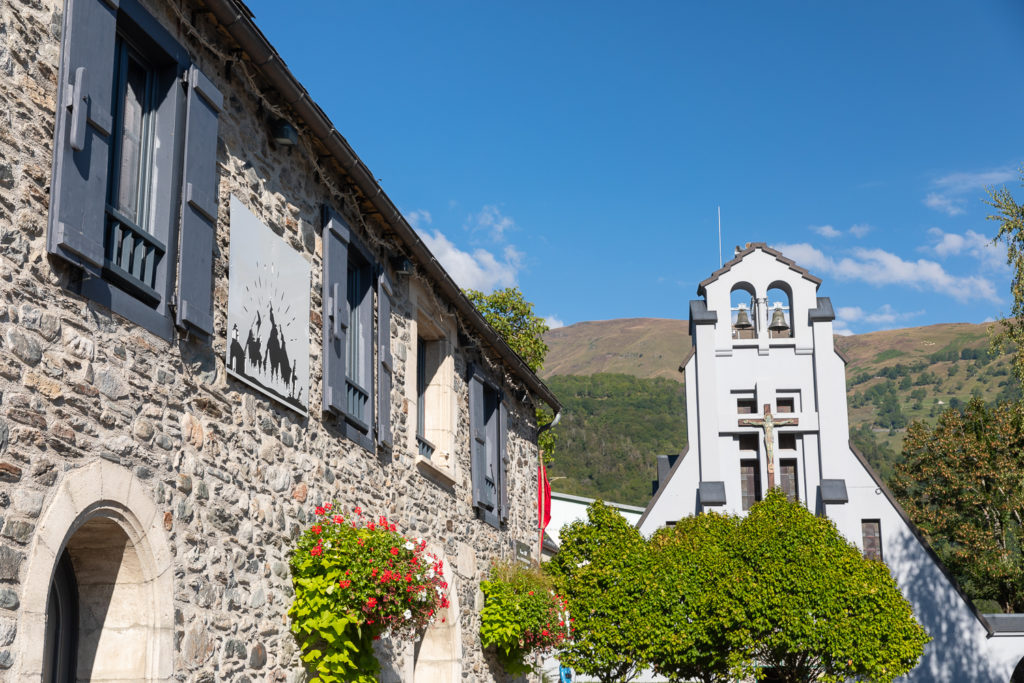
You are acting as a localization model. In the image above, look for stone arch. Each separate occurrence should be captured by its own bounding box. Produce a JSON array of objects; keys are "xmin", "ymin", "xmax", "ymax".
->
[
  {"xmin": 13, "ymin": 459, "xmax": 174, "ymax": 682},
  {"xmin": 730, "ymin": 282, "xmax": 758, "ymax": 339},
  {"xmin": 413, "ymin": 555, "xmax": 461, "ymax": 682},
  {"xmin": 766, "ymin": 280, "xmax": 794, "ymax": 338}
]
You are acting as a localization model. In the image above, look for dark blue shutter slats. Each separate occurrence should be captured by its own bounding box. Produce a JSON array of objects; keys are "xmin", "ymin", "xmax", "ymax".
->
[
  {"xmin": 469, "ymin": 371, "xmax": 488, "ymax": 514},
  {"xmin": 48, "ymin": 0, "xmax": 119, "ymax": 268},
  {"xmin": 175, "ymin": 65, "xmax": 222, "ymax": 336},
  {"xmin": 322, "ymin": 206, "xmax": 350, "ymax": 415},
  {"xmin": 377, "ymin": 271, "xmax": 393, "ymax": 448},
  {"xmin": 499, "ymin": 398, "xmax": 509, "ymax": 524}
]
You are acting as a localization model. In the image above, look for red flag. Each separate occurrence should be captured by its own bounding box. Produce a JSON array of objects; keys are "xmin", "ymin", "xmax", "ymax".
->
[{"xmin": 538, "ymin": 464, "xmax": 552, "ymax": 530}]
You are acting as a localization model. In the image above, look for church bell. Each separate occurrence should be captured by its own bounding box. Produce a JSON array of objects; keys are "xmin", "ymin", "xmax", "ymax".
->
[
  {"xmin": 769, "ymin": 305, "xmax": 789, "ymax": 332},
  {"xmin": 734, "ymin": 306, "xmax": 752, "ymax": 330}
]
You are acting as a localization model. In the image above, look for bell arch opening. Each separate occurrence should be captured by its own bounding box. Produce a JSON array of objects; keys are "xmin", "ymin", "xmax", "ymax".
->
[
  {"xmin": 730, "ymin": 283, "xmax": 757, "ymax": 339},
  {"xmin": 766, "ymin": 281, "xmax": 793, "ymax": 338}
]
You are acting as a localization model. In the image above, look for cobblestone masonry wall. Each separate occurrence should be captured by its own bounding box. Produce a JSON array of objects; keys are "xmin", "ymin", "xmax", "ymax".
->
[{"xmin": 0, "ymin": 0, "xmax": 544, "ymax": 679}]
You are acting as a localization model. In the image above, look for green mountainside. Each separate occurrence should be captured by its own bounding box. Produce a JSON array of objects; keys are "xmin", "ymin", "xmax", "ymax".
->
[{"xmin": 542, "ymin": 319, "xmax": 1016, "ymax": 506}]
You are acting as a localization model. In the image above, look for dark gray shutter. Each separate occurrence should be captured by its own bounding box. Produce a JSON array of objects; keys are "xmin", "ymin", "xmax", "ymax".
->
[
  {"xmin": 47, "ymin": 0, "xmax": 119, "ymax": 268},
  {"xmin": 499, "ymin": 397, "xmax": 509, "ymax": 524},
  {"xmin": 469, "ymin": 370, "xmax": 489, "ymax": 514},
  {"xmin": 322, "ymin": 206, "xmax": 349, "ymax": 415},
  {"xmin": 377, "ymin": 271, "xmax": 393, "ymax": 448},
  {"xmin": 175, "ymin": 65, "xmax": 222, "ymax": 336}
]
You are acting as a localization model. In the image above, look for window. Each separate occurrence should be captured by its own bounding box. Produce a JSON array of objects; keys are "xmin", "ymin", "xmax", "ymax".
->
[
  {"xmin": 738, "ymin": 433, "xmax": 759, "ymax": 452},
  {"xmin": 470, "ymin": 366, "xmax": 508, "ymax": 528},
  {"xmin": 776, "ymin": 397, "xmax": 795, "ymax": 413},
  {"xmin": 740, "ymin": 459, "xmax": 760, "ymax": 511},
  {"xmin": 321, "ymin": 207, "xmax": 393, "ymax": 451},
  {"xmin": 776, "ymin": 390, "xmax": 801, "ymax": 413},
  {"xmin": 778, "ymin": 433, "xmax": 797, "ymax": 450},
  {"xmin": 737, "ymin": 398, "xmax": 757, "ymax": 414},
  {"xmin": 48, "ymin": 0, "xmax": 222, "ymax": 339},
  {"xmin": 862, "ymin": 520, "xmax": 882, "ymax": 561},
  {"xmin": 779, "ymin": 458, "xmax": 798, "ymax": 501},
  {"xmin": 417, "ymin": 337, "xmax": 432, "ymax": 458}
]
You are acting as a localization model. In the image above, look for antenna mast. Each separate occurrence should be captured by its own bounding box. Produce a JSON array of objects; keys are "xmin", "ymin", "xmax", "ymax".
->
[{"xmin": 717, "ymin": 205, "xmax": 723, "ymax": 268}]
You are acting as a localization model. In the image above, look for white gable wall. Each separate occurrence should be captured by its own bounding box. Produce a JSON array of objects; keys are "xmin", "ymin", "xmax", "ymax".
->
[{"xmin": 638, "ymin": 244, "xmax": 1024, "ymax": 682}]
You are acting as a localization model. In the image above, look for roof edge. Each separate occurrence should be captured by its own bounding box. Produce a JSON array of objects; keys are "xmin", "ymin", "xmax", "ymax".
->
[
  {"xmin": 697, "ymin": 242, "xmax": 823, "ymax": 296},
  {"xmin": 202, "ymin": 0, "xmax": 560, "ymax": 413},
  {"xmin": 635, "ymin": 444, "xmax": 691, "ymax": 529}
]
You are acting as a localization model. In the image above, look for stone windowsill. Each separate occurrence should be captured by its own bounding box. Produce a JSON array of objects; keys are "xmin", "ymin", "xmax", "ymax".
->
[{"xmin": 415, "ymin": 453, "xmax": 456, "ymax": 488}]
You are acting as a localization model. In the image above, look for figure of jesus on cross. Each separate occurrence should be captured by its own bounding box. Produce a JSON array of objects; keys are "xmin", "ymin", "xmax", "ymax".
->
[{"xmin": 738, "ymin": 404, "xmax": 799, "ymax": 491}]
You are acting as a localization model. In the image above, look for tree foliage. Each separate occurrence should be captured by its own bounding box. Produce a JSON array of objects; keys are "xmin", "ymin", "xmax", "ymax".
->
[
  {"xmin": 648, "ymin": 513, "xmax": 743, "ymax": 683},
  {"xmin": 648, "ymin": 492, "xmax": 928, "ymax": 683},
  {"xmin": 545, "ymin": 501, "xmax": 656, "ymax": 683},
  {"xmin": 893, "ymin": 398, "xmax": 1024, "ymax": 612},
  {"xmin": 465, "ymin": 286, "xmax": 557, "ymax": 459},
  {"xmin": 728, "ymin": 491, "xmax": 929, "ymax": 682},
  {"xmin": 989, "ymin": 169, "xmax": 1024, "ymax": 383}
]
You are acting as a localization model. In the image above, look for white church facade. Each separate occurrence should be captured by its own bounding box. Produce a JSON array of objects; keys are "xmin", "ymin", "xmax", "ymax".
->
[{"xmin": 638, "ymin": 243, "xmax": 1024, "ymax": 682}]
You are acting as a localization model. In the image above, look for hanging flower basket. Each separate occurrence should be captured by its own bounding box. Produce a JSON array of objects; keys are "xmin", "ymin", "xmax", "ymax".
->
[
  {"xmin": 479, "ymin": 561, "xmax": 572, "ymax": 676},
  {"xmin": 289, "ymin": 505, "xmax": 450, "ymax": 683}
]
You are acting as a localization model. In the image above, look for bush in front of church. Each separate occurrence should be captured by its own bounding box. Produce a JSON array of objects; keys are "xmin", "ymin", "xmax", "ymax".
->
[
  {"xmin": 288, "ymin": 505, "xmax": 450, "ymax": 683},
  {"xmin": 649, "ymin": 490, "xmax": 930, "ymax": 683}
]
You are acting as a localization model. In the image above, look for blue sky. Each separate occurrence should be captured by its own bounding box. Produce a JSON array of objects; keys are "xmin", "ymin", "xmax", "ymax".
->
[{"xmin": 243, "ymin": 0, "xmax": 1024, "ymax": 335}]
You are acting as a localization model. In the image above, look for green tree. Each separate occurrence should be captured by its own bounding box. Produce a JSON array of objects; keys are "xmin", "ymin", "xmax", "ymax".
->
[
  {"xmin": 989, "ymin": 169, "xmax": 1024, "ymax": 382},
  {"xmin": 465, "ymin": 287, "xmax": 557, "ymax": 459},
  {"xmin": 647, "ymin": 513, "xmax": 743, "ymax": 683},
  {"xmin": 893, "ymin": 399, "xmax": 1024, "ymax": 612},
  {"xmin": 729, "ymin": 491, "xmax": 929, "ymax": 682},
  {"xmin": 545, "ymin": 501, "xmax": 655, "ymax": 683}
]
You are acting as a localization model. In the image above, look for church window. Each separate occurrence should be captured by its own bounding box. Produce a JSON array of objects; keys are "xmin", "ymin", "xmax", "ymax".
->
[
  {"xmin": 778, "ymin": 433, "xmax": 797, "ymax": 450},
  {"xmin": 738, "ymin": 433, "xmax": 758, "ymax": 451},
  {"xmin": 740, "ymin": 459, "xmax": 760, "ymax": 510},
  {"xmin": 48, "ymin": 0, "xmax": 222, "ymax": 339},
  {"xmin": 737, "ymin": 397, "xmax": 757, "ymax": 414},
  {"xmin": 776, "ymin": 389, "xmax": 801, "ymax": 412},
  {"xmin": 862, "ymin": 520, "xmax": 882, "ymax": 561},
  {"xmin": 779, "ymin": 459, "xmax": 798, "ymax": 501},
  {"xmin": 777, "ymin": 397, "xmax": 795, "ymax": 413}
]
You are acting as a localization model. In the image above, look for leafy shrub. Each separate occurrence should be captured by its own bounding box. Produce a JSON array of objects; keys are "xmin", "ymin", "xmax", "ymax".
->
[
  {"xmin": 480, "ymin": 561, "xmax": 570, "ymax": 675},
  {"xmin": 289, "ymin": 505, "xmax": 450, "ymax": 682}
]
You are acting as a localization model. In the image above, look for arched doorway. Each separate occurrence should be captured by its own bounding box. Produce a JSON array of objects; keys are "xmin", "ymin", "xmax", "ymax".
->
[{"xmin": 14, "ymin": 459, "xmax": 174, "ymax": 681}]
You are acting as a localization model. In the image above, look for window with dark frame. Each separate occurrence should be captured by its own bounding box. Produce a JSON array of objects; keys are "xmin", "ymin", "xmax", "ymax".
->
[
  {"xmin": 738, "ymin": 433, "xmax": 758, "ymax": 452},
  {"xmin": 778, "ymin": 433, "xmax": 797, "ymax": 451},
  {"xmin": 776, "ymin": 397, "xmax": 795, "ymax": 413},
  {"xmin": 779, "ymin": 458, "xmax": 798, "ymax": 501},
  {"xmin": 415, "ymin": 337, "xmax": 435, "ymax": 459},
  {"xmin": 48, "ymin": 0, "xmax": 221, "ymax": 340},
  {"xmin": 345, "ymin": 254, "xmax": 373, "ymax": 431},
  {"xmin": 737, "ymin": 397, "xmax": 757, "ymax": 414},
  {"xmin": 470, "ymin": 368, "xmax": 507, "ymax": 529},
  {"xmin": 862, "ymin": 520, "xmax": 883, "ymax": 561},
  {"xmin": 740, "ymin": 459, "xmax": 760, "ymax": 511}
]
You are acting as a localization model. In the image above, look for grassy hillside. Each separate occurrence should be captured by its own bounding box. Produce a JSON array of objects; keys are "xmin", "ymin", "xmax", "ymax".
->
[
  {"xmin": 544, "ymin": 374, "xmax": 687, "ymax": 506},
  {"xmin": 543, "ymin": 319, "xmax": 1017, "ymax": 505}
]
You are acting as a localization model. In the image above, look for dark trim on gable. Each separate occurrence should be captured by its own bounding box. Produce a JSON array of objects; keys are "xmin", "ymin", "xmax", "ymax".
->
[
  {"xmin": 847, "ymin": 440, "xmax": 993, "ymax": 636},
  {"xmin": 697, "ymin": 242, "xmax": 823, "ymax": 296},
  {"xmin": 635, "ymin": 445, "xmax": 690, "ymax": 529},
  {"xmin": 688, "ymin": 300, "xmax": 717, "ymax": 337},
  {"xmin": 808, "ymin": 296, "xmax": 835, "ymax": 322}
]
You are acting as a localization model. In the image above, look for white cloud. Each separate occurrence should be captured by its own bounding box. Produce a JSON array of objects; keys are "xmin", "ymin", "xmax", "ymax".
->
[
  {"xmin": 923, "ymin": 167, "xmax": 1016, "ymax": 216},
  {"xmin": 927, "ymin": 228, "xmax": 1005, "ymax": 270},
  {"xmin": 837, "ymin": 304, "xmax": 922, "ymax": 326},
  {"xmin": 849, "ymin": 224, "xmax": 871, "ymax": 238},
  {"xmin": 404, "ymin": 209, "xmax": 432, "ymax": 231},
  {"xmin": 812, "ymin": 224, "xmax": 842, "ymax": 238},
  {"xmin": 543, "ymin": 315, "xmax": 565, "ymax": 330},
  {"xmin": 833, "ymin": 323, "xmax": 855, "ymax": 336},
  {"xmin": 467, "ymin": 205, "xmax": 516, "ymax": 241},
  {"xmin": 417, "ymin": 228, "xmax": 523, "ymax": 292},
  {"xmin": 923, "ymin": 192, "xmax": 965, "ymax": 216},
  {"xmin": 772, "ymin": 242, "xmax": 999, "ymax": 304}
]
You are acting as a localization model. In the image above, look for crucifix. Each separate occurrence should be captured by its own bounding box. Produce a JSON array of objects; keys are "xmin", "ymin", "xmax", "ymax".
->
[{"xmin": 738, "ymin": 404, "xmax": 799, "ymax": 490}]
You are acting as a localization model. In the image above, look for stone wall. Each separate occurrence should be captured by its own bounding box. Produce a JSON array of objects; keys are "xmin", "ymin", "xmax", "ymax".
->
[{"xmin": 0, "ymin": 0, "xmax": 546, "ymax": 679}]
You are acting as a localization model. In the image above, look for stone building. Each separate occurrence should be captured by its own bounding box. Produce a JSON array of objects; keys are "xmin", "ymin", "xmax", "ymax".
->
[
  {"xmin": 0, "ymin": 0, "xmax": 561, "ymax": 679},
  {"xmin": 638, "ymin": 243, "xmax": 1024, "ymax": 682}
]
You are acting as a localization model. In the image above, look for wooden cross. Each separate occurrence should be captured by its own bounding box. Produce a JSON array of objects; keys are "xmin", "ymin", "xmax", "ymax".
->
[{"xmin": 738, "ymin": 403, "xmax": 799, "ymax": 490}]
